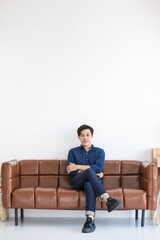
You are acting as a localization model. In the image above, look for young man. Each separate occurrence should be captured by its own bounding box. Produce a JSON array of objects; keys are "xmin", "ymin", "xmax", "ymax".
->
[{"xmin": 67, "ymin": 124, "xmax": 122, "ymax": 233}]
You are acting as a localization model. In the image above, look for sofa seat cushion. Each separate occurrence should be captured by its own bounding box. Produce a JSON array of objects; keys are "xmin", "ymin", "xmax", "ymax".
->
[
  {"xmin": 35, "ymin": 187, "xmax": 57, "ymax": 209},
  {"xmin": 102, "ymin": 188, "xmax": 124, "ymax": 210},
  {"xmin": 12, "ymin": 187, "xmax": 35, "ymax": 209},
  {"xmin": 79, "ymin": 190, "xmax": 101, "ymax": 210},
  {"xmin": 123, "ymin": 188, "xmax": 147, "ymax": 209},
  {"xmin": 58, "ymin": 187, "xmax": 79, "ymax": 209}
]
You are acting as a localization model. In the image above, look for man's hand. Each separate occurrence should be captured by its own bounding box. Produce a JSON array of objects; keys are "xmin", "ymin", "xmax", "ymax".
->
[
  {"xmin": 96, "ymin": 172, "xmax": 104, "ymax": 178},
  {"xmin": 67, "ymin": 163, "xmax": 78, "ymax": 174}
]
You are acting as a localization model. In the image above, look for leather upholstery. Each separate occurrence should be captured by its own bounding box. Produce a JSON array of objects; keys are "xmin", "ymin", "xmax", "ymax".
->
[
  {"xmin": 12, "ymin": 187, "xmax": 35, "ymax": 209},
  {"xmin": 1, "ymin": 159, "xmax": 158, "ymax": 211},
  {"xmin": 123, "ymin": 189, "xmax": 147, "ymax": 209},
  {"xmin": 140, "ymin": 161, "xmax": 158, "ymax": 209},
  {"xmin": 35, "ymin": 187, "xmax": 57, "ymax": 209}
]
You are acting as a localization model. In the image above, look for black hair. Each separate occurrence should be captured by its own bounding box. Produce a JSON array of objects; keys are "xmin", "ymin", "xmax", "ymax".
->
[{"xmin": 77, "ymin": 124, "xmax": 94, "ymax": 136}]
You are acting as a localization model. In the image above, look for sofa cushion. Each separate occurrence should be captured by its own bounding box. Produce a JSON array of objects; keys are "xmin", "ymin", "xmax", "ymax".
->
[
  {"xmin": 20, "ymin": 176, "xmax": 38, "ymax": 188},
  {"xmin": 122, "ymin": 161, "xmax": 140, "ymax": 175},
  {"xmin": 103, "ymin": 176, "xmax": 121, "ymax": 189},
  {"xmin": 103, "ymin": 160, "xmax": 121, "ymax": 175},
  {"xmin": 39, "ymin": 160, "xmax": 59, "ymax": 175},
  {"xmin": 35, "ymin": 187, "xmax": 57, "ymax": 209},
  {"xmin": 12, "ymin": 187, "xmax": 35, "ymax": 208},
  {"xmin": 58, "ymin": 188, "xmax": 79, "ymax": 209},
  {"xmin": 20, "ymin": 160, "xmax": 39, "ymax": 175},
  {"xmin": 121, "ymin": 176, "xmax": 140, "ymax": 189},
  {"xmin": 39, "ymin": 176, "xmax": 58, "ymax": 187},
  {"xmin": 123, "ymin": 188, "xmax": 147, "ymax": 209},
  {"xmin": 59, "ymin": 176, "xmax": 72, "ymax": 188},
  {"xmin": 59, "ymin": 160, "xmax": 68, "ymax": 175},
  {"xmin": 102, "ymin": 188, "xmax": 124, "ymax": 210}
]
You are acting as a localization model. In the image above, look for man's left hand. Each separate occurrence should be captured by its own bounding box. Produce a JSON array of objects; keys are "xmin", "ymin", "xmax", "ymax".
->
[{"xmin": 97, "ymin": 172, "xmax": 104, "ymax": 178}]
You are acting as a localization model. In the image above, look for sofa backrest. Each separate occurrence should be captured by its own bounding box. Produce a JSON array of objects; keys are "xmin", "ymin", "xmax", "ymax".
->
[
  {"xmin": 18, "ymin": 159, "xmax": 141, "ymax": 189},
  {"xmin": 103, "ymin": 160, "xmax": 141, "ymax": 189}
]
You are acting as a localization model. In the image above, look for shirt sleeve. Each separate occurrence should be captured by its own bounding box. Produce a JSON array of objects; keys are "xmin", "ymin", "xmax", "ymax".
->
[
  {"xmin": 67, "ymin": 149, "xmax": 78, "ymax": 176},
  {"xmin": 89, "ymin": 149, "xmax": 105, "ymax": 173}
]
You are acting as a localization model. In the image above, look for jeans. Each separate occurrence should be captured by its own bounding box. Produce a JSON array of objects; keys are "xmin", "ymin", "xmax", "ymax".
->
[{"xmin": 70, "ymin": 168, "xmax": 109, "ymax": 217}]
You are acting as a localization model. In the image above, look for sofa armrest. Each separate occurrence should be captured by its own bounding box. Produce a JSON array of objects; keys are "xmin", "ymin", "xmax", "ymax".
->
[
  {"xmin": 1, "ymin": 160, "xmax": 20, "ymax": 208},
  {"xmin": 140, "ymin": 161, "xmax": 158, "ymax": 210}
]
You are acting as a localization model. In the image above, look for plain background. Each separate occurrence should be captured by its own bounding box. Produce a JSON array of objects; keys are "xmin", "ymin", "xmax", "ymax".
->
[{"xmin": 0, "ymin": 0, "xmax": 160, "ymax": 217}]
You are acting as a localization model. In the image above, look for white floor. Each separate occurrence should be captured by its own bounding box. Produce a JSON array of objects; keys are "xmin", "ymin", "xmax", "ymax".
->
[{"xmin": 0, "ymin": 213, "xmax": 160, "ymax": 240}]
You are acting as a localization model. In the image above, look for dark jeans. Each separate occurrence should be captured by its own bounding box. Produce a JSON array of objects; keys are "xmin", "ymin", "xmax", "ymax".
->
[{"xmin": 70, "ymin": 168, "xmax": 109, "ymax": 216}]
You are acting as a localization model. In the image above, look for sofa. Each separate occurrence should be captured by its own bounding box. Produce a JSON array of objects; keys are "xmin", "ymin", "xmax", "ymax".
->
[{"xmin": 1, "ymin": 159, "xmax": 158, "ymax": 227}]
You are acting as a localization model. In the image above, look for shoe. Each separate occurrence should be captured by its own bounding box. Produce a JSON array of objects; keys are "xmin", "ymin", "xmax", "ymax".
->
[
  {"xmin": 82, "ymin": 217, "xmax": 96, "ymax": 233},
  {"xmin": 106, "ymin": 197, "xmax": 122, "ymax": 212}
]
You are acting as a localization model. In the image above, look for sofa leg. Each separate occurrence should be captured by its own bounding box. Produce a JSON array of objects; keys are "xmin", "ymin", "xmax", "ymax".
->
[
  {"xmin": 135, "ymin": 210, "xmax": 138, "ymax": 220},
  {"xmin": 21, "ymin": 209, "xmax": 24, "ymax": 219},
  {"xmin": 15, "ymin": 209, "xmax": 18, "ymax": 226},
  {"xmin": 141, "ymin": 210, "xmax": 145, "ymax": 227}
]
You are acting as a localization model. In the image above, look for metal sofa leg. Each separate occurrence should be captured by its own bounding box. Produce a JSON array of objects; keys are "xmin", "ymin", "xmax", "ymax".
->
[
  {"xmin": 135, "ymin": 210, "xmax": 138, "ymax": 220},
  {"xmin": 21, "ymin": 209, "xmax": 24, "ymax": 219},
  {"xmin": 15, "ymin": 208, "xmax": 18, "ymax": 226},
  {"xmin": 141, "ymin": 210, "xmax": 145, "ymax": 227}
]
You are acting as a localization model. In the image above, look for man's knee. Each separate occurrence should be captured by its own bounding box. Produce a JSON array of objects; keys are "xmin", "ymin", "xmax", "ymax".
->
[
  {"xmin": 85, "ymin": 167, "xmax": 96, "ymax": 175},
  {"xmin": 84, "ymin": 181, "xmax": 92, "ymax": 188}
]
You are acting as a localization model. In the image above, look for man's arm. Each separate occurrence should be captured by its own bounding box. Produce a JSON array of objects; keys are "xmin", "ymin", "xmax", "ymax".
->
[
  {"xmin": 89, "ymin": 149, "xmax": 105, "ymax": 173},
  {"xmin": 67, "ymin": 163, "xmax": 104, "ymax": 178},
  {"xmin": 67, "ymin": 150, "xmax": 79, "ymax": 176},
  {"xmin": 67, "ymin": 162, "xmax": 90, "ymax": 174}
]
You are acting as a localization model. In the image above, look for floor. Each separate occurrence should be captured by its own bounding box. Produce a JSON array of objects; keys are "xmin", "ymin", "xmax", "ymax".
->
[{"xmin": 0, "ymin": 214, "xmax": 160, "ymax": 240}]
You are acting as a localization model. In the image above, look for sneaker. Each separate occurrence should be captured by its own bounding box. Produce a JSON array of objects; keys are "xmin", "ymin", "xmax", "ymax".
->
[
  {"xmin": 82, "ymin": 217, "xmax": 96, "ymax": 233},
  {"xmin": 106, "ymin": 197, "xmax": 122, "ymax": 212}
]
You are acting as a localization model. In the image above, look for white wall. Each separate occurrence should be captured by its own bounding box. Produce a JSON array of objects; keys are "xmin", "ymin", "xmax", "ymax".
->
[{"xmin": 0, "ymin": 0, "xmax": 160, "ymax": 166}]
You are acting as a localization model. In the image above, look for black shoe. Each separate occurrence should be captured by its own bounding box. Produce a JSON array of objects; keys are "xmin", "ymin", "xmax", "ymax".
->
[
  {"xmin": 106, "ymin": 197, "xmax": 122, "ymax": 212},
  {"xmin": 82, "ymin": 217, "xmax": 96, "ymax": 233}
]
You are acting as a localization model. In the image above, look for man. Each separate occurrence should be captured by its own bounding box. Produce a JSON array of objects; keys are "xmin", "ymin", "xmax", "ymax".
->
[{"xmin": 67, "ymin": 124, "xmax": 122, "ymax": 233}]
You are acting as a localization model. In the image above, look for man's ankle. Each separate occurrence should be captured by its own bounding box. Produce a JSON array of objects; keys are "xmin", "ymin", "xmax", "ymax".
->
[
  {"xmin": 103, "ymin": 196, "xmax": 110, "ymax": 203},
  {"xmin": 87, "ymin": 215, "xmax": 94, "ymax": 220}
]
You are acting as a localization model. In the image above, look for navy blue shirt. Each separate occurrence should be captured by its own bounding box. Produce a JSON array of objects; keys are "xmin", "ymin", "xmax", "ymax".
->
[{"xmin": 67, "ymin": 144, "xmax": 105, "ymax": 177}]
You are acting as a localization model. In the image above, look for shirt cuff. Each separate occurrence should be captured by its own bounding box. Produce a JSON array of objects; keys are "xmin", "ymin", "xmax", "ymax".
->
[
  {"xmin": 90, "ymin": 165, "xmax": 101, "ymax": 173},
  {"xmin": 69, "ymin": 170, "xmax": 78, "ymax": 176}
]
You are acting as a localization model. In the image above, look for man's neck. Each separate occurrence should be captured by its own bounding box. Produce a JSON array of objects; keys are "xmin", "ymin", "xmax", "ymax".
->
[{"xmin": 83, "ymin": 144, "xmax": 92, "ymax": 152}]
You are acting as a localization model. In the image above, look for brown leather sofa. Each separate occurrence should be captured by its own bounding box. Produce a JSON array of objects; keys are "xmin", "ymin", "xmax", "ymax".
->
[{"xmin": 1, "ymin": 159, "xmax": 158, "ymax": 227}]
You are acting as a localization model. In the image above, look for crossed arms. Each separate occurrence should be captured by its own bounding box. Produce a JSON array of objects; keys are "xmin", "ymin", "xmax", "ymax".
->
[{"xmin": 67, "ymin": 148, "xmax": 105, "ymax": 178}]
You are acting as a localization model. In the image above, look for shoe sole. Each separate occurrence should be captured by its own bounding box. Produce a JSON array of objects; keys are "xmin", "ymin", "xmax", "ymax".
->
[
  {"xmin": 82, "ymin": 226, "xmax": 96, "ymax": 233},
  {"xmin": 108, "ymin": 201, "xmax": 122, "ymax": 213}
]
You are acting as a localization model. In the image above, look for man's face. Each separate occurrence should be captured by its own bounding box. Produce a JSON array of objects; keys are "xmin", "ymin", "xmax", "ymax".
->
[{"xmin": 78, "ymin": 129, "xmax": 93, "ymax": 147}]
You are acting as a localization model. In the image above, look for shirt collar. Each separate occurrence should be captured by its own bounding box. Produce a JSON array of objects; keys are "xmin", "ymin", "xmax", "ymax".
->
[{"xmin": 80, "ymin": 144, "xmax": 94, "ymax": 150}]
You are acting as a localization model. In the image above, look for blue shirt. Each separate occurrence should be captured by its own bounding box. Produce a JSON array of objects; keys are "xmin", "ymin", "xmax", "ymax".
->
[{"xmin": 67, "ymin": 144, "xmax": 105, "ymax": 177}]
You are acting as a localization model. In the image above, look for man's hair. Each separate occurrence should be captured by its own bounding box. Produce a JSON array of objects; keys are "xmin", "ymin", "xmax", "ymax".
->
[{"xmin": 77, "ymin": 124, "xmax": 94, "ymax": 136}]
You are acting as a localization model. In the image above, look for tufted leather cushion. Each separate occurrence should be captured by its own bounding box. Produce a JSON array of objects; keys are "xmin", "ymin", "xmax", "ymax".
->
[
  {"xmin": 123, "ymin": 188, "xmax": 147, "ymax": 209},
  {"xmin": 57, "ymin": 187, "xmax": 79, "ymax": 209},
  {"xmin": 35, "ymin": 187, "xmax": 57, "ymax": 209},
  {"xmin": 12, "ymin": 188, "xmax": 35, "ymax": 209}
]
